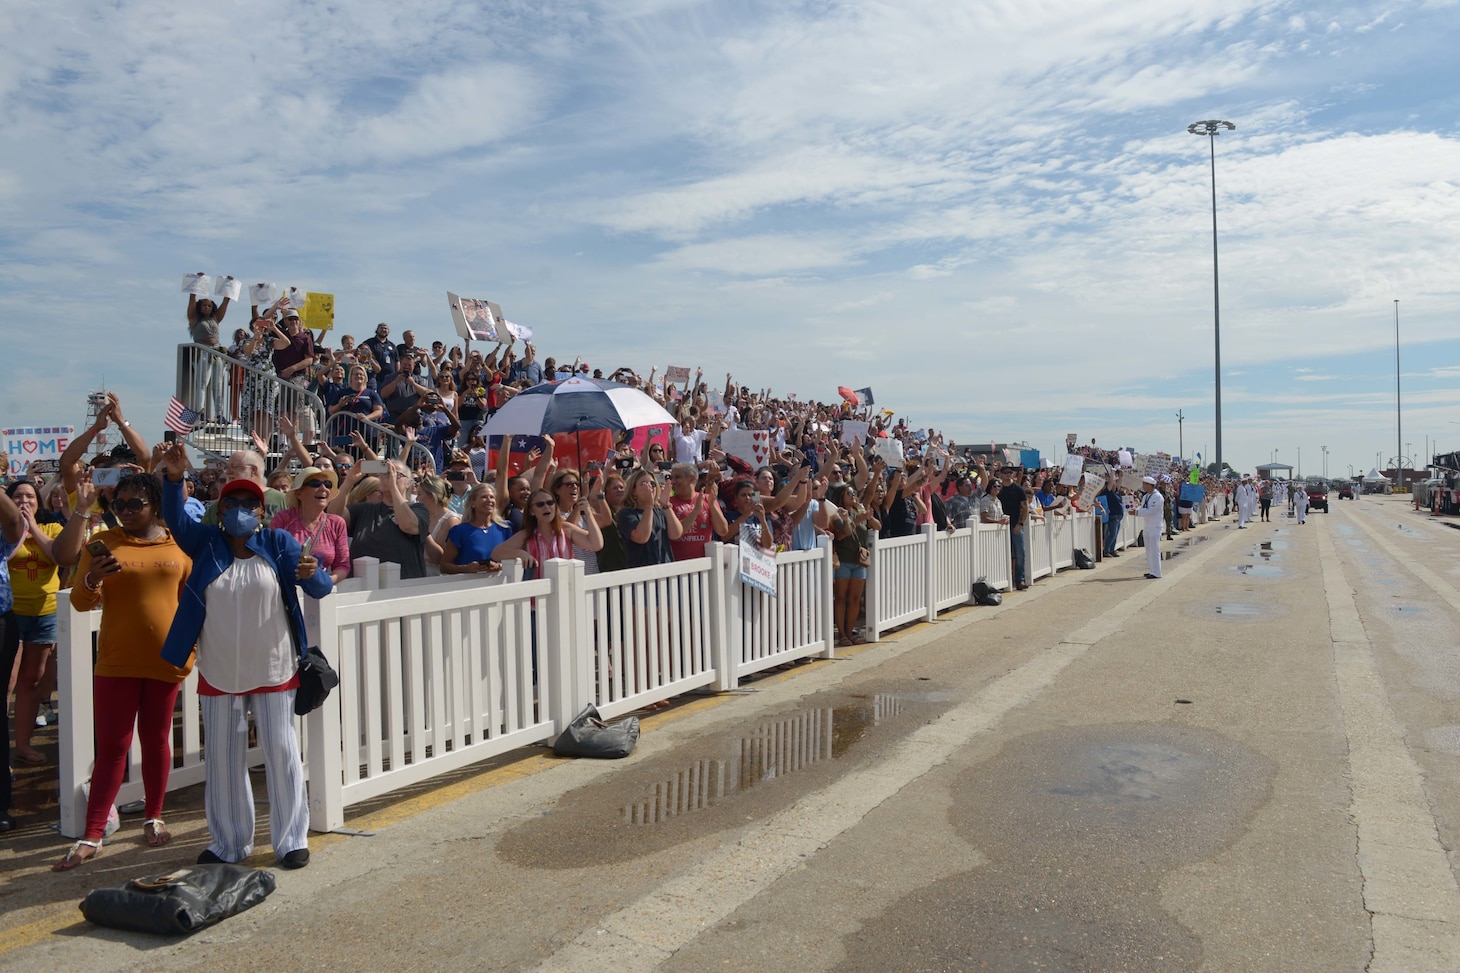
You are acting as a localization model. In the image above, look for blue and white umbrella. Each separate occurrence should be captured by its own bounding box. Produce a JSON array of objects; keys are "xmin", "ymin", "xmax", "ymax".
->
[{"xmin": 480, "ymin": 377, "xmax": 677, "ymax": 438}]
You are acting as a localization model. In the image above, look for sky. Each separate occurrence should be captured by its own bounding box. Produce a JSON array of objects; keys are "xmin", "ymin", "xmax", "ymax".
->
[{"xmin": 2, "ymin": 0, "xmax": 1458, "ymax": 479}]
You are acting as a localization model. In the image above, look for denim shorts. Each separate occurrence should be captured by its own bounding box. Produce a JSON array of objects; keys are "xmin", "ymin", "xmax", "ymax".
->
[
  {"xmin": 15, "ymin": 612, "xmax": 57, "ymax": 644},
  {"xmin": 834, "ymin": 564, "xmax": 868, "ymax": 581}
]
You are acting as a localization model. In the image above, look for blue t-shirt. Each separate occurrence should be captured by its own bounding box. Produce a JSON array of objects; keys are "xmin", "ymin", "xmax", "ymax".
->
[
  {"xmin": 445, "ymin": 521, "xmax": 512, "ymax": 566},
  {"xmin": 0, "ymin": 532, "xmax": 20, "ymax": 614},
  {"xmin": 791, "ymin": 500, "xmax": 820, "ymax": 551}
]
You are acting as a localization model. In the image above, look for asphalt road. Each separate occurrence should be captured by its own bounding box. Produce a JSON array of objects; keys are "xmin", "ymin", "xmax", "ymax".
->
[{"xmin": 4, "ymin": 496, "xmax": 1460, "ymax": 972}]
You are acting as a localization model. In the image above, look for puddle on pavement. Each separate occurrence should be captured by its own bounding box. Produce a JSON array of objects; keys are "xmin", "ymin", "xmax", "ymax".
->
[
  {"xmin": 1159, "ymin": 534, "xmax": 1210, "ymax": 560},
  {"xmin": 1390, "ymin": 605, "xmax": 1428, "ymax": 613},
  {"xmin": 498, "ymin": 690, "xmax": 944, "ymax": 867},
  {"xmin": 622, "ymin": 694, "xmax": 908, "ymax": 825},
  {"xmin": 835, "ymin": 725, "xmax": 1271, "ymax": 973},
  {"xmin": 1184, "ymin": 602, "xmax": 1282, "ymax": 622},
  {"xmin": 1234, "ymin": 563, "xmax": 1285, "ymax": 577},
  {"xmin": 1424, "ymin": 725, "xmax": 1460, "ymax": 756}
]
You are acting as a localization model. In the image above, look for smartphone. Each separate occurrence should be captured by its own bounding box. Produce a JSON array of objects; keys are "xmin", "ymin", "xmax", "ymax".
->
[
  {"xmin": 92, "ymin": 467, "xmax": 123, "ymax": 488},
  {"xmin": 86, "ymin": 539, "xmax": 111, "ymax": 560},
  {"xmin": 657, "ymin": 461, "xmax": 673, "ymax": 472},
  {"xmin": 586, "ymin": 461, "xmax": 604, "ymax": 473},
  {"xmin": 163, "ymin": 430, "xmax": 178, "ymax": 443},
  {"xmin": 360, "ymin": 460, "xmax": 390, "ymax": 476},
  {"xmin": 751, "ymin": 492, "xmax": 763, "ymax": 504},
  {"xmin": 615, "ymin": 457, "xmax": 636, "ymax": 472},
  {"xmin": 445, "ymin": 470, "xmax": 467, "ymax": 482}
]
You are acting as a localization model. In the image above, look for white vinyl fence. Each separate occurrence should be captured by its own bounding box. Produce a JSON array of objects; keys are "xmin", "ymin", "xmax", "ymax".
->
[{"xmin": 56, "ymin": 510, "xmax": 1120, "ymax": 837}]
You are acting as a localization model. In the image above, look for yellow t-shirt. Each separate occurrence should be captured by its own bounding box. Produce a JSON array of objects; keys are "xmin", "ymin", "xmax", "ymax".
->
[{"xmin": 8, "ymin": 522, "xmax": 65, "ymax": 617}]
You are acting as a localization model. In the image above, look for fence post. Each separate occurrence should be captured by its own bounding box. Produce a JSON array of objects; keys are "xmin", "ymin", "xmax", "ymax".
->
[
  {"xmin": 306, "ymin": 591, "xmax": 345, "ymax": 833},
  {"xmin": 56, "ymin": 603, "xmax": 95, "ymax": 839},
  {"xmin": 709, "ymin": 543, "xmax": 737, "ymax": 691},
  {"xmin": 818, "ymin": 535, "xmax": 837, "ymax": 658},
  {"xmin": 714, "ymin": 544, "xmax": 744, "ymax": 690},
  {"xmin": 352, "ymin": 556, "xmax": 381, "ymax": 590},
  {"xmin": 865, "ymin": 530, "xmax": 881, "ymax": 643},
  {"xmin": 921, "ymin": 523, "xmax": 938, "ymax": 621},
  {"xmin": 379, "ymin": 560, "xmax": 402, "ymax": 589},
  {"xmin": 541, "ymin": 558, "xmax": 583, "ymax": 734}
]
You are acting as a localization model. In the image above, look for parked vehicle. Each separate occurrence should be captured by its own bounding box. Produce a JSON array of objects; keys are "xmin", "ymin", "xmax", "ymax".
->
[
  {"xmin": 1333, "ymin": 479, "xmax": 1355, "ymax": 500},
  {"xmin": 1305, "ymin": 479, "xmax": 1330, "ymax": 513}
]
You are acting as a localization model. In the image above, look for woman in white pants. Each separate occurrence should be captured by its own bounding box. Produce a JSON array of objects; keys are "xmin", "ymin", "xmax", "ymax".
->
[{"xmin": 158, "ymin": 443, "xmax": 333, "ymax": 869}]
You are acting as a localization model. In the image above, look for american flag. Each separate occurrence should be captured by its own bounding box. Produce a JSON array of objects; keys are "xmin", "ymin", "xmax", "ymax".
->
[{"xmin": 164, "ymin": 397, "xmax": 202, "ymax": 435}]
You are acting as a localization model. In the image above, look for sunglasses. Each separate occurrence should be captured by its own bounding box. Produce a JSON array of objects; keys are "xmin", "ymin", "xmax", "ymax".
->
[
  {"xmin": 559, "ymin": 481, "xmax": 580, "ymax": 489},
  {"xmin": 219, "ymin": 497, "xmax": 263, "ymax": 513},
  {"xmin": 302, "ymin": 480, "xmax": 332, "ymax": 490},
  {"xmin": 111, "ymin": 499, "xmax": 150, "ymax": 515},
  {"xmin": 531, "ymin": 500, "xmax": 557, "ymax": 510}
]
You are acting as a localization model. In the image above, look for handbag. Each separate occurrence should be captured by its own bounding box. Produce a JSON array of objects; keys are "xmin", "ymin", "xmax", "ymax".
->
[
  {"xmin": 857, "ymin": 546, "xmax": 871, "ymax": 567},
  {"xmin": 293, "ymin": 645, "xmax": 340, "ymax": 716},
  {"xmin": 80, "ymin": 864, "xmax": 276, "ymax": 935},
  {"xmin": 553, "ymin": 704, "xmax": 641, "ymax": 759}
]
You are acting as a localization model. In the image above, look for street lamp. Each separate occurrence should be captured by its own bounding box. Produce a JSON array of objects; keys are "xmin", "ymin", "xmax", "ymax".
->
[
  {"xmin": 1176, "ymin": 409, "xmax": 1184, "ymax": 461},
  {"xmin": 1395, "ymin": 299, "xmax": 1403, "ymax": 493},
  {"xmin": 1189, "ymin": 119, "xmax": 1235, "ymax": 478},
  {"xmin": 1322, "ymin": 445, "xmax": 1328, "ymax": 479}
]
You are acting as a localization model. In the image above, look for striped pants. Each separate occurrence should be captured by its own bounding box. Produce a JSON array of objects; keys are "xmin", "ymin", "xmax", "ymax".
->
[{"xmin": 201, "ymin": 691, "xmax": 309, "ymax": 863}]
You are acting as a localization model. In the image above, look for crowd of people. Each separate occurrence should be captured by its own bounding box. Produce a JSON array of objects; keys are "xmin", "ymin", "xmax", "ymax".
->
[{"xmin": 2, "ymin": 292, "xmax": 1250, "ymax": 868}]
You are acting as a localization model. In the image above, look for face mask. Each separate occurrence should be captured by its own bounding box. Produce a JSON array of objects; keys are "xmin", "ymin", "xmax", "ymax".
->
[{"xmin": 221, "ymin": 507, "xmax": 260, "ymax": 538}]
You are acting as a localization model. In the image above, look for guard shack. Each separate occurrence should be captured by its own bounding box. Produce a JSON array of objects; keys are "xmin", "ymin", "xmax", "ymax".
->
[{"xmin": 1255, "ymin": 462, "xmax": 1294, "ymax": 481}]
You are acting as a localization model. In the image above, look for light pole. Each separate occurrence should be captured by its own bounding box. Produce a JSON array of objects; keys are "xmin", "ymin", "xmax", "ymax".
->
[
  {"xmin": 1322, "ymin": 445, "xmax": 1328, "ymax": 479},
  {"xmin": 1395, "ymin": 299, "xmax": 1403, "ymax": 493},
  {"xmin": 1348, "ymin": 464, "xmax": 1354, "ymax": 479},
  {"xmin": 1176, "ymin": 409, "xmax": 1184, "ymax": 462},
  {"xmin": 1189, "ymin": 119, "xmax": 1235, "ymax": 480}
]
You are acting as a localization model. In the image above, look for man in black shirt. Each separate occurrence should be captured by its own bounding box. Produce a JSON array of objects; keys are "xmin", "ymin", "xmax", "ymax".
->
[
  {"xmin": 997, "ymin": 467, "xmax": 1030, "ymax": 589},
  {"xmin": 361, "ymin": 322, "xmax": 398, "ymax": 382}
]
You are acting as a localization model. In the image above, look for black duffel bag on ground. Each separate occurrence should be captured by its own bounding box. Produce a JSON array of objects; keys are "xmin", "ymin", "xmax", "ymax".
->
[
  {"xmin": 80, "ymin": 864, "xmax": 276, "ymax": 935},
  {"xmin": 1073, "ymin": 549, "xmax": 1095, "ymax": 570},
  {"xmin": 553, "ymin": 704, "xmax": 641, "ymax": 759},
  {"xmin": 971, "ymin": 579, "xmax": 1003, "ymax": 607}
]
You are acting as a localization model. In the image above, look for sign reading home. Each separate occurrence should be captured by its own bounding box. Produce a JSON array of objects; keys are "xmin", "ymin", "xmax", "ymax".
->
[{"xmin": 4, "ymin": 426, "xmax": 74, "ymax": 476}]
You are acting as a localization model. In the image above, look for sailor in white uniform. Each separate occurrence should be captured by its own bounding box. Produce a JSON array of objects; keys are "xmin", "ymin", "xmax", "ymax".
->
[
  {"xmin": 1137, "ymin": 475, "xmax": 1165, "ymax": 578},
  {"xmin": 1294, "ymin": 485, "xmax": 1310, "ymax": 524}
]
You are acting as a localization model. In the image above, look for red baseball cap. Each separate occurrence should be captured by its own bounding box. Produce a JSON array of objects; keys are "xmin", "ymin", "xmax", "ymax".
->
[{"xmin": 219, "ymin": 479, "xmax": 266, "ymax": 504}]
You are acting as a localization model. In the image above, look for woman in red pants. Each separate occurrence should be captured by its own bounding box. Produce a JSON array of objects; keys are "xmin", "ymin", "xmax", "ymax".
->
[{"xmin": 53, "ymin": 475, "xmax": 192, "ymax": 869}]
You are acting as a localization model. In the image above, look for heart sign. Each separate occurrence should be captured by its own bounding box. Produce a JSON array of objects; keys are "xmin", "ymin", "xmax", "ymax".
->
[{"xmin": 722, "ymin": 429, "xmax": 771, "ymax": 471}]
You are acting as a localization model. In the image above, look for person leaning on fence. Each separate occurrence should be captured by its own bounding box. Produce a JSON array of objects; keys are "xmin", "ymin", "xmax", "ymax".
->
[
  {"xmin": 52, "ymin": 475, "xmax": 193, "ymax": 869},
  {"xmin": 666, "ymin": 462, "xmax": 730, "ymax": 562},
  {"xmin": 828, "ymin": 482, "xmax": 879, "ymax": 647},
  {"xmin": 157, "ymin": 442, "xmax": 332, "ymax": 869},
  {"xmin": 441, "ymin": 483, "xmax": 509, "ymax": 575},
  {"xmin": 0, "ymin": 483, "xmax": 30, "ymax": 834},
  {"xmin": 329, "ymin": 458, "xmax": 430, "ymax": 580},
  {"xmin": 5, "ymin": 480, "xmax": 64, "ymax": 766},
  {"xmin": 1100, "ymin": 477, "xmax": 1125, "ymax": 558},
  {"xmin": 996, "ymin": 467, "xmax": 1030, "ymax": 590},
  {"xmin": 269, "ymin": 468, "xmax": 352, "ymax": 584},
  {"xmin": 493, "ymin": 487, "xmax": 603, "ymax": 575}
]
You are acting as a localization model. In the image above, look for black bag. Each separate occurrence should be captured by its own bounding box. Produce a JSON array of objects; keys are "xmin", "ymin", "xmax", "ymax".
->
[
  {"xmin": 553, "ymin": 704, "xmax": 641, "ymax": 759},
  {"xmin": 80, "ymin": 864, "xmax": 276, "ymax": 935},
  {"xmin": 294, "ymin": 645, "xmax": 340, "ymax": 716},
  {"xmin": 1073, "ymin": 549, "xmax": 1095, "ymax": 570},
  {"xmin": 971, "ymin": 579, "xmax": 1003, "ymax": 607}
]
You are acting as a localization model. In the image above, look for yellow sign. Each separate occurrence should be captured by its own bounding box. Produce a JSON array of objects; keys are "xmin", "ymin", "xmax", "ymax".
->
[{"xmin": 302, "ymin": 292, "xmax": 334, "ymax": 331}]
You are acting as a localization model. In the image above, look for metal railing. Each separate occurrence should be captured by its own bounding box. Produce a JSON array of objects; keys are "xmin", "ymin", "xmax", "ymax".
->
[
  {"xmin": 176, "ymin": 343, "xmax": 326, "ymax": 461},
  {"xmin": 321, "ymin": 411, "xmax": 436, "ymax": 471}
]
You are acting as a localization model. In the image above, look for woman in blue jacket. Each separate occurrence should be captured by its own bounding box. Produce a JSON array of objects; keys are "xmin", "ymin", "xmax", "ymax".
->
[{"xmin": 158, "ymin": 442, "xmax": 332, "ymax": 869}]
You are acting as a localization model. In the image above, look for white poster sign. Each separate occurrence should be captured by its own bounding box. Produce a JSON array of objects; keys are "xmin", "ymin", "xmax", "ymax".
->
[
  {"xmin": 448, "ymin": 292, "xmax": 499, "ymax": 341},
  {"xmin": 839, "ymin": 420, "xmax": 869, "ymax": 446},
  {"xmin": 181, "ymin": 273, "xmax": 212, "ymax": 296},
  {"xmin": 4, "ymin": 426, "xmax": 74, "ymax": 476},
  {"xmin": 1059, "ymin": 453, "xmax": 1085, "ymax": 487},
  {"xmin": 872, "ymin": 437, "xmax": 904, "ymax": 467},
  {"xmin": 213, "ymin": 275, "xmax": 241, "ymax": 301},
  {"xmin": 738, "ymin": 525, "xmax": 777, "ymax": 596},
  {"xmin": 1077, "ymin": 473, "xmax": 1104, "ymax": 511},
  {"xmin": 249, "ymin": 282, "xmax": 278, "ymax": 305},
  {"xmin": 721, "ymin": 428, "xmax": 771, "ymax": 470}
]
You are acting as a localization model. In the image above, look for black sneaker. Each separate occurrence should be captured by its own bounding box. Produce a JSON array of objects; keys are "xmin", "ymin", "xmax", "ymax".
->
[
  {"xmin": 281, "ymin": 848, "xmax": 310, "ymax": 869},
  {"xmin": 196, "ymin": 849, "xmax": 227, "ymax": 864}
]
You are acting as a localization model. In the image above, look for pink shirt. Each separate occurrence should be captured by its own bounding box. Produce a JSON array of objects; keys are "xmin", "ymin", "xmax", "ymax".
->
[{"xmin": 268, "ymin": 508, "xmax": 351, "ymax": 577}]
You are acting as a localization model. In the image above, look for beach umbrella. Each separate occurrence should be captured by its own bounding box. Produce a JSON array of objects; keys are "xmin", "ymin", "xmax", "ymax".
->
[
  {"xmin": 837, "ymin": 386, "xmax": 859, "ymax": 406},
  {"xmin": 481, "ymin": 377, "xmax": 677, "ymax": 469}
]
